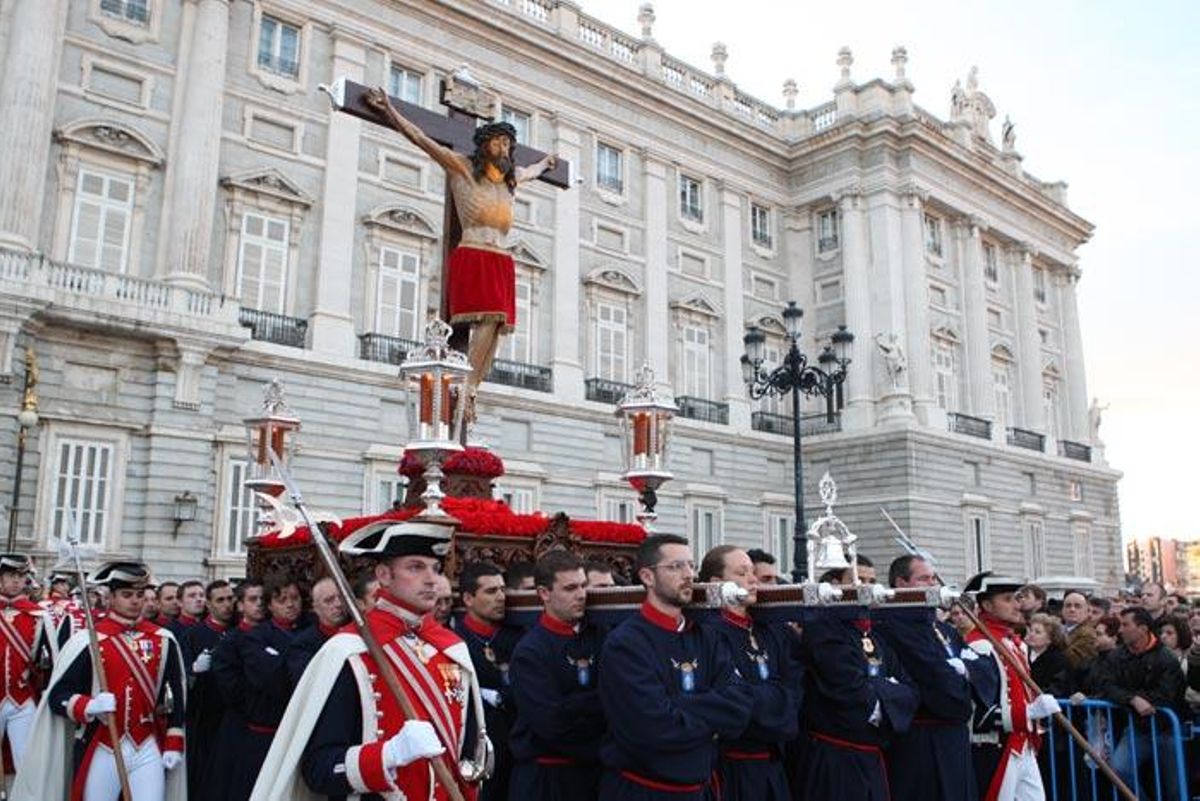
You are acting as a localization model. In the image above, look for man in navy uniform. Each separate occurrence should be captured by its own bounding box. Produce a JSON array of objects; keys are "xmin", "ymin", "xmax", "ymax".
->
[
  {"xmin": 509, "ymin": 550, "xmax": 607, "ymax": 801},
  {"xmin": 14, "ymin": 560, "xmax": 186, "ymax": 801},
  {"xmin": 877, "ymin": 555, "xmax": 999, "ymax": 801},
  {"xmin": 227, "ymin": 574, "xmax": 303, "ymax": 800},
  {"xmin": 181, "ymin": 579, "xmax": 237, "ymax": 801},
  {"xmin": 209, "ymin": 578, "xmax": 266, "ymax": 801},
  {"xmin": 697, "ymin": 545, "xmax": 799, "ymax": 801},
  {"xmin": 458, "ymin": 560, "xmax": 522, "ymax": 801},
  {"xmin": 286, "ymin": 576, "xmax": 349, "ymax": 687},
  {"xmin": 598, "ymin": 533, "xmax": 752, "ymax": 800},
  {"xmin": 250, "ymin": 518, "xmax": 488, "ymax": 801},
  {"xmin": 799, "ymin": 583, "xmax": 919, "ymax": 801}
]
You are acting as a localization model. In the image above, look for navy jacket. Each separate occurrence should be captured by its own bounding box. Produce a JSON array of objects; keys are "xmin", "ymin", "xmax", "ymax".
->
[
  {"xmin": 599, "ymin": 602, "xmax": 752, "ymax": 786},
  {"xmin": 237, "ymin": 618, "xmax": 299, "ymax": 729},
  {"xmin": 509, "ymin": 613, "xmax": 607, "ymax": 763},
  {"xmin": 286, "ymin": 623, "xmax": 334, "ymax": 688}
]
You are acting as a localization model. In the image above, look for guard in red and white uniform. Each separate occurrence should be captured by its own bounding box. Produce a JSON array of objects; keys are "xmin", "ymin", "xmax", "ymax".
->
[
  {"xmin": 963, "ymin": 572, "xmax": 1061, "ymax": 801},
  {"xmin": 0, "ymin": 553, "xmax": 42, "ymax": 769},
  {"xmin": 12, "ymin": 561, "xmax": 187, "ymax": 801},
  {"xmin": 250, "ymin": 520, "xmax": 490, "ymax": 801},
  {"xmin": 34, "ymin": 570, "xmax": 87, "ymax": 671}
]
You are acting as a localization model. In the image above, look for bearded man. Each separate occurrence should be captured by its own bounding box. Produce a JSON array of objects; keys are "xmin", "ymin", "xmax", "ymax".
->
[{"xmin": 365, "ymin": 87, "xmax": 557, "ymax": 420}]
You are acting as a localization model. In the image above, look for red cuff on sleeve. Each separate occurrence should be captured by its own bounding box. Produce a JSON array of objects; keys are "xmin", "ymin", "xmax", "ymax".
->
[
  {"xmin": 163, "ymin": 727, "xmax": 185, "ymax": 754},
  {"xmin": 347, "ymin": 740, "xmax": 393, "ymax": 794},
  {"xmin": 67, "ymin": 694, "xmax": 91, "ymax": 724}
]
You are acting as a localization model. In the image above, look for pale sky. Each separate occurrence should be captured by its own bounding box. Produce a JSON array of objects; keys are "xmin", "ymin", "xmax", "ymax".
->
[{"xmin": 578, "ymin": 0, "xmax": 1200, "ymax": 542}]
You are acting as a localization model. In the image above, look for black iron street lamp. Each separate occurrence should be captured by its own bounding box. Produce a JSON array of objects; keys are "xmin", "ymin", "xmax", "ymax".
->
[
  {"xmin": 741, "ymin": 301, "xmax": 853, "ymax": 580},
  {"xmin": 6, "ymin": 347, "xmax": 39, "ymax": 553}
]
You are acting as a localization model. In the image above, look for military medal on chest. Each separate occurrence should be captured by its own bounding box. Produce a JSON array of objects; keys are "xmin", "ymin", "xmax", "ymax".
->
[
  {"xmin": 568, "ymin": 654, "xmax": 594, "ymax": 687},
  {"xmin": 862, "ymin": 634, "xmax": 883, "ymax": 677},
  {"xmin": 482, "ymin": 643, "xmax": 495, "ymax": 664},
  {"xmin": 437, "ymin": 662, "xmax": 466, "ymax": 706},
  {"xmin": 671, "ymin": 657, "xmax": 698, "ymax": 693}
]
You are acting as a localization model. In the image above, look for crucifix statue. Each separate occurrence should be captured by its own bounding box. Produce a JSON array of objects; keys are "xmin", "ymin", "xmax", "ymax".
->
[{"xmin": 323, "ymin": 69, "xmax": 570, "ymax": 433}]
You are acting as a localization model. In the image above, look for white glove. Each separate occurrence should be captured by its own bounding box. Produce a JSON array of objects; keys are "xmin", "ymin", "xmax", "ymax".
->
[
  {"xmin": 192, "ymin": 651, "xmax": 212, "ymax": 674},
  {"xmin": 867, "ymin": 700, "xmax": 882, "ymax": 727},
  {"xmin": 1027, "ymin": 693, "xmax": 1062, "ymax": 720},
  {"xmin": 161, "ymin": 751, "xmax": 182, "ymax": 771},
  {"xmin": 480, "ymin": 688, "xmax": 503, "ymax": 708},
  {"xmin": 382, "ymin": 720, "xmax": 444, "ymax": 769},
  {"xmin": 84, "ymin": 692, "xmax": 116, "ymax": 719},
  {"xmin": 946, "ymin": 657, "xmax": 967, "ymax": 677}
]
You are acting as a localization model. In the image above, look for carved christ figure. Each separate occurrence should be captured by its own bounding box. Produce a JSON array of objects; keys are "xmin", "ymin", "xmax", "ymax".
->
[{"xmin": 365, "ymin": 87, "xmax": 557, "ymax": 414}]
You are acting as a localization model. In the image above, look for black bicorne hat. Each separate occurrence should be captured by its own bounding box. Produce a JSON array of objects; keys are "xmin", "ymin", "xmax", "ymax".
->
[
  {"xmin": 340, "ymin": 520, "xmax": 453, "ymax": 561},
  {"xmin": 963, "ymin": 571, "xmax": 1024, "ymax": 600},
  {"xmin": 0, "ymin": 554, "xmax": 31, "ymax": 574},
  {"xmin": 473, "ymin": 121, "xmax": 518, "ymax": 148},
  {"xmin": 90, "ymin": 561, "xmax": 151, "ymax": 590}
]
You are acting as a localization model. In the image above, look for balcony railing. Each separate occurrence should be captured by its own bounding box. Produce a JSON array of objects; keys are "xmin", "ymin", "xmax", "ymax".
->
[
  {"xmin": 585, "ymin": 377, "xmax": 633, "ymax": 405},
  {"xmin": 677, "ymin": 396, "xmax": 729, "ymax": 425},
  {"xmin": 239, "ymin": 307, "xmax": 307, "ymax": 348},
  {"xmin": 1007, "ymin": 427, "xmax": 1045, "ymax": 452},
  {"xmin": 486, "ymin": 359, "xmax": 552, "ymax": 393},
  {"xmin": 1058, "ymin": 440, "xmax": 1093, "ymax": 462},
  {"xmin": 359, "ymin": 332, "xmax": 421, "ymax": 365},
  {"xmin": 947, "ymin": 412, "xmax": 992, "ymax": 440},
  {"xmin": 751, "ymin": 411, "xmax": 842, "ymax": 437},
  {"xmin": 817, "ymin": 236, "xmax": 840, "ymax": 253}
]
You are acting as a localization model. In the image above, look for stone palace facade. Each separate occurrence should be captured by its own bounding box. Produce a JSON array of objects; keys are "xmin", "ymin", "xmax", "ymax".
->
[{"xmin": 0, "ymin": 0, "xmax": 1120, "ymax": 585}]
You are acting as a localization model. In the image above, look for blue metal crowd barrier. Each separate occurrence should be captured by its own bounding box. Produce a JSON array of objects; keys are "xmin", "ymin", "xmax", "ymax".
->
[{"xmin": 1045, "ymin": 698, "xmax": 1189, "ymax": 801}]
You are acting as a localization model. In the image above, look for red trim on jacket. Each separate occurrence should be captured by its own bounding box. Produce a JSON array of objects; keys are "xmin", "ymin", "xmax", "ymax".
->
[
  {"xmin": 538, "ymin": 613, "xmax": 578, "ymax": 637},
  {"xmin": 639, "ymin": 601, "xmax": 687, "ymax": 633}
]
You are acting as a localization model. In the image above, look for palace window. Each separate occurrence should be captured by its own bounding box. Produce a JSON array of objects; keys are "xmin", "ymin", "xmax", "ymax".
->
[
  {"xmin": 388, "ymin": 64, "xmax": 423, "ymax": 106},
  {"xmin": 595, "ymin": 302, "xmax": 628, "ymax": 382},
  {"xmin": 51, "ymin": 439, "xmax": 115, "ymax": 547},
  {"xmin": 817, "ymin": 209, "xmax": 840, "ymax": 253},
  {"xmin": 68, "ymin": 168, "xmax": 134, "ymax": 273},
  {"xmin": 767, "ymin": 511, "xmax": 795, "ymax": 573},
  {"xmin": 682, "ymin": 324, "xmax": 712, "ymax": 399},
  {"xmin": 100, "ymin": 0, "xmax": 149, "ymax": 24},
  {"xmin": 257, "ymin": 15, "xmax": 301, "ymax": 78},
  {"xmin": 932, "ymin": 339, "xmax": 959, "ymax": 411},
  {"xmin": 220, "ymin": 458, "xmax": 257, "ymax": 556},
  {"xmin": 375, "ymin": 247, "xmax": 420, "ymax": 340},
  {"xmin": 1042, "ymin": 380, "xmax": 1060, "ymax": 442},
  {"xmin": 596, "ymin": 142, "xmax": 623, "ymax": 194},
  {"xmin": 923, "ymin": 213, "xmax": 943, "ymax": 258},
  {"xmin": 1073, "ymin": 521, "xmax": 1094, "ymax": 577},
  {"xmin": 1024, "ymin": 518, "xmax": 1046, "ymax": 578},
  {"xmin": 1033, "ymin": 267, "xmax": 1048, "ymax": 304},
  {"xmin": 500, "ymin": 107, "xmax": 531, "ymax": 145},
  {"xmin": 965, "ymin": 512, "xmax": 990, "ymax": 575},
  {"xmin": 679, "ymin": 174, "xmax": 703, "ymax": 222},
  {"xmin": 993, "ymin": 360, "xmax": 1012, "ymax": 433},
  {"xmin": 237, "ymin": 212, "xmax": 289, "ymax": 313},
  {"xmin": 751, "ymin": 203, "xmax": 772, "ymax": 248},
  {"xmin": 500, "ymin": 273, "xmax": 535, "ymax": 363},
  {"xmin": 984, "ymin": 242, "xmax": 999, "ymax": 284},
  {"xmin": 689, "ymin": 502, "xmax": 723, "ymax": 561},
  {"xmin": 601, "ymin": 495, "xmax": 636, "ymax": 523}
]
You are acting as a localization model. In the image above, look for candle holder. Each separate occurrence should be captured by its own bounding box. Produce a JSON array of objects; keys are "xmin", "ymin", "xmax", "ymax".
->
[
  {"xmin": 616, "ymin": 364, "xmax": 677, "ymax": 531},
  {"xmin": 805, "ymin": 472, "xmax": 858, "ymax": 584},
  {"xmin": 243, "ymin": 380, "xmax": 301, "ymax": 536}
]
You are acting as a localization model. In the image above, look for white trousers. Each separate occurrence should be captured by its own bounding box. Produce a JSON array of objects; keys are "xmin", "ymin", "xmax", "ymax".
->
[
  {"xmin": 0, "ymin": 698, "xmax": 35, "ymax": 766},
  {"xmin": 996, "ymin": 743, "xmax": 1045, "ymax": 801},
  {"xmin": 83, "ymin": 739, "xmax": 165, "ymax": 801}
]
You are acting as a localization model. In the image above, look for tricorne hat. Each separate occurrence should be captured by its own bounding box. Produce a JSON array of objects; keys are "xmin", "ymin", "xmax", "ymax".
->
[
  {"xmin": 963, "ymin": 571, "xmax": 1023, "ymax": 600},
  {"xmin": 90, "ymin": 561, "xmax": 151, "ymax": 590},
  {"xmin": 340, "ymin": 519, "xmax": 453, "ymax": 561}
]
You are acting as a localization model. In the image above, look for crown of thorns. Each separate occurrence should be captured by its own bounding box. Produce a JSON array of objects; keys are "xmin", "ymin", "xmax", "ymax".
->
[{"xmin": 473, "ymin": 121, "xmax": 518, "ymax": 148}]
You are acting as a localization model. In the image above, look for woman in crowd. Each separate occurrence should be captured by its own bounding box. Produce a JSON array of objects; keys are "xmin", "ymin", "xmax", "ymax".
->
[
  {"xmin": 1027, "ymin": 613, "xmax": 1071, "ymax": 695},
  {"xmin": 1160, "ymin": 615, "xmax": 1192, "ymax": 673}
]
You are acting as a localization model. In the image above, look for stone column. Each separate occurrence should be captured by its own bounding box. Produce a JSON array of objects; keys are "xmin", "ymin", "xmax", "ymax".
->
[
  {"xmin": 838, "ymin": 190, "xmax": 873, "ymax": 429},
  {"xmin": 0, "ymin": 1, "xmax": 68, "ymax": 250},
  {"xmin": 959, "ymin": 218, "xmax": 993, "ymax": 423},
  {"xmin": 550, "ymin": 118, "xmax": 584, "ymax": 401},
  {"xmin": 642, "ymin": 153, "xmax": 670, "ymax": 389},
  {"xmin": 1012, "ymin": 246, "xmax": 1045, "ymax": 433},
  {"xmin": 160, "ymin": 0, "xmax": 232, "ymax": 289},
  {"xmin": 308, "ymin": 31, "xmax": 366, "ymax": 357},
  {"xmin": 1060, "ymin": 268, "xmax": 1089, "ymax": 441},
  {"xmin": 720, "ymin": 186, "xmax": 750, "ymax": 428},
  {"xmin": 867, "ymin": 190, "xmax": 913, "ymax": 425},
  {"xmin": 900, "ymin": 190, "xmax": 935, "ymax": 425}
]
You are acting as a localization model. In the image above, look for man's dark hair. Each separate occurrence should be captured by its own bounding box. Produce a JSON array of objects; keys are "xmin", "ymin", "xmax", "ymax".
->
[
  {"xmin": 834, "ymin": 553, "xmax": 874, "ymax": 583},
  {"xmin": 1120, "ymin": 606, "xmax": 1154, "ymax": 630},
  {"xmin": 1171, "ymin": 593, "xmax": 1189, "ymax": 607},
  {"xmin": 887, "ymin": 554, "xmax": 924, "ymax": 588},
  {"xmin": 471, "ymin": 122, "xmax": 518, "ymax": 192},
  {"xmin": 235, "ymin": 578, "xmax": 263, "ymax": 601},
  {"xmin": 262, "ymin": 573, "xmax": 298, "ymax": 602},
  {"xmin": 1088, "ymin": 596, "xmax": 1112, "ymax": 614},
  {"xmin": 746, "ymin": 548, "xmax": 776, "ymax": 567},
  {"xmin": 460, "ymin": 561, "xmax": 504, "ymax": 596},
  {"xmin": 157, "ymin": 581, "xmax": 179, "ymax": 598},
  {"xmin": 503, "ymin": 561, "xmax": 535, "ymax": 590},
  {"xmin": 205, "ymin": 579, "xmax": 230, "ymax": 600},
  {"xmin": 534, "ymin": 551, "xmax": 583, "ymax": 590},
  {"xmin": 179, "ymin": 579, "xmax": 203, "ymax": 594},
  {"xmin": 1095, "ymin": 615, "xmax": 1120, "ymax": 637},
  {"xmin": 1062, "ymin": 589, "xmax": 1088, "ymax": 606},
  {"xmin": 636, "ymin": 534, "xmax": 689, "ymax": 574},
  {"xmin": 698, "ymin": 545, "xmax": 740, "ymax": 583},
  {"xmin": 583, "ymin": 559, "xmax": 613, "ymax": 576},
  {"xmin": 1019, "ymin": 584, "xmax": 1047, "ymax": 604},
  {"xmin": 352, "ymin": 573, "xmax": 378, "ymax": 603},
  {"xmin": 1142, "ymin": 580, "xmax": 1165, "ymax": 596},
  {"xmin": 817, "ymin": 568, "xmax": 842, "ymax": 584}
]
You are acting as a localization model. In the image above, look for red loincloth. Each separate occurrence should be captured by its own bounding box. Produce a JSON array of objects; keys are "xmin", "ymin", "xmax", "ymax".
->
[{"xmin": 447, "ymin": 246, "xmax": 516, "ymax": 332}]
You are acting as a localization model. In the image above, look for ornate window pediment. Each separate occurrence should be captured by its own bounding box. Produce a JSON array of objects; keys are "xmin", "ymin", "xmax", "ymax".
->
[
  {"xmin": 991, "ymin": 343, "xmax": 1015, "ymax": 362},
  {"xmin": 221, "ymin": 167, "xmax": 313, "ymax": 207},
  {"xmin": 509, "ymin": 239, "xmax": 547, "ymax": 271},
  {"xmin": 362, "ymin": 204, "xmax": 438, "ymax": 239},
  {"xmin": 584, "ymin": 266, "xmax": 641, "ymax": 297},
  {"xmin": 751, "ymin": 315, "xmax": 786, "ymax": 336},
  {"xmin": 931, "ymin": 324, "xmax": 960, "ymax": 343},
  {"xmin": 54, "ymin": 119, "xmax": 164, "ymax": 167},
  {"xmin": 670, "ymin": 293, "xmax": 722, "ymax": 319}
]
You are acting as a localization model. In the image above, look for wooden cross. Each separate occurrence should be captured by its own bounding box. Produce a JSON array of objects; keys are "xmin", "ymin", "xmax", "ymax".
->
[{"xmin": 324, "ymin": 75, "xmax": 570, "ymax": 352}]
